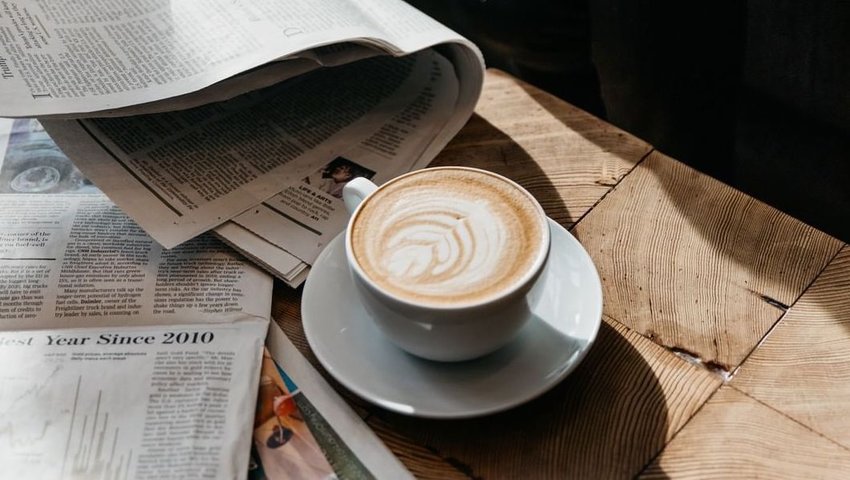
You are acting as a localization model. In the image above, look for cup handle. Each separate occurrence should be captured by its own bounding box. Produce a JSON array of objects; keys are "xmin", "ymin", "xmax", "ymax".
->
[{"xmin": 343, "ymin": 177, "xmax": 378, "ymax": 215}]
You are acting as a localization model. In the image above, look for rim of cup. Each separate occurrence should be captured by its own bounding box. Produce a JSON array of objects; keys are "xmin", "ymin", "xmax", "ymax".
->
[{"xmin": 345, "ymin": 166, "xmax": 551, "ymax": 312}]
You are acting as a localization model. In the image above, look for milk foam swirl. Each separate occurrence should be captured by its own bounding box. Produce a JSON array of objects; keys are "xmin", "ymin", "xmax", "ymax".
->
[
  {"xmin": 351, "ymin": 169, "xmax": 545, "ymax": 305},
  {"xmin": 382, "ymin": 196, "xmax": 504, "ymax": 295}
]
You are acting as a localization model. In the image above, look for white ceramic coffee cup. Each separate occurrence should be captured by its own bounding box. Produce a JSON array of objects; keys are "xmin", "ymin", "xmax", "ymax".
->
[{"xmin": 342, "ymin": 167, "xmax": 551, "ymax": 362}]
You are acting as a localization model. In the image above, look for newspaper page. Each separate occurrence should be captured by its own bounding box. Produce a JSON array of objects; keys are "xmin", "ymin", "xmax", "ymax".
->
[
  {"xmin": 0, "ymin": 118, "xmax": 272, "ymax": 478},
  {"xmin": 0, "ymin": 0, "xmax": 480, "ymax": 118},
  {"xmin": 0, "ymin": 323, "xmax": 267, "ymax": 479},
  {"xmin": 40, "ymin": 49, "xmax": 447, "ymax": 249},
  {"xmin": 250, "ymin": 323, "xmax": 412, "ymax": 480}
]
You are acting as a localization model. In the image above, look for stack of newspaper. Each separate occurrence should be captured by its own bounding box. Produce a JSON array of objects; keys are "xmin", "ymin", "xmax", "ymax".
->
[
  {"xmin": 0, "ymin": 0, "xmax": 484, "ymax": 287},
  {"xmin": 0, "ymin": 0, "xmax": 484, "ymax": 476},
  {"xmin": 0, "ymin": 119, "xmax": 411, "ymax": 478}
]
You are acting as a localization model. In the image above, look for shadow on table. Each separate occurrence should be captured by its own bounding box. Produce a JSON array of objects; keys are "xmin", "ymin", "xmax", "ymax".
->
[
  {"xmin": 586, "ymin": 146, "xmax": 841, "ymax": 371},
  {"xmin": 512, "ymin": 81, "xmax": 652, "ymax": 169},
  {"xmin": 370, "ymin": 321, "xmax": 671, "ymax": 479},
  {"xmin": 427, "ymin": 113, "xmax": 572, "ymax": 226},
  {"xmin": 521, "ymin": 78, "xmax": 845, "ymax": 371},
  {"xmin": 652, "ymin": 159, "xmax": 850, "ymax": 382}
]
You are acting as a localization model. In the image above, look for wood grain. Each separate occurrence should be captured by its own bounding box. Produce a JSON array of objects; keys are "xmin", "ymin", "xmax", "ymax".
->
[
  {"xmin": 733, "ymin": 245, "xmax": 850, "ymax": 448},
  {"xmin": 266, "ymin": 69, "xmax": 850, "ymax": 478},
  {"xmin": 640, "ymin": 386, "xmax": 850, "ymax": 479},
  {"xmin": 428, "ymin": 69, "xmax": 652, "ymax": 228},
  {"xmin": 365, "ymin": 416, "xmax": 471, "ymax": 480},
  {"xmin": 365, "ymin": 318, "xmax": 720, "ymax": 479},
  {"xmin": 572, "ymin": 150, "xmax": 843, "ymax": 369}
]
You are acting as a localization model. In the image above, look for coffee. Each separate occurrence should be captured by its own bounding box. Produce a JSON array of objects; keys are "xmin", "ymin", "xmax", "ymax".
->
[{"xmin": 350, "ymin": 167, "xmax": 547, "ymax": 306}]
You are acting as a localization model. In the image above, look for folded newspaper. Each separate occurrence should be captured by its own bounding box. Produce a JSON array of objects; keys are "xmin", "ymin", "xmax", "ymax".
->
[
  {"xmin": 0, "ymin": 119, "xmax": 410, "ymax": 479},
  {"xmin": 0, "ymin": 0, "xmax": 485, "ymax": 287}
]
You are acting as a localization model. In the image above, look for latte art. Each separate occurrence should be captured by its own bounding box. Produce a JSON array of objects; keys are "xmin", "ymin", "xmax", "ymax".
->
[
  {"xmin": 383, "ymin": 196, "xmax": 504, "ymax": 291},
  {"xmin": 350, "ymin": 168, "xmax": 546, "ymax": 305}
]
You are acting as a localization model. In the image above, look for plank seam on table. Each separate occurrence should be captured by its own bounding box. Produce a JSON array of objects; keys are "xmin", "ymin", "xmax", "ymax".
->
[
  {"xmin": 600, "ymin": 311, "xmax": 731, "ymax": 465},
  {"xmin": 598, "ymin": 281, "xmax": 734, "ymax": 382},
  {"xmin": 728, "ymin": 384, "xmax": 850, "ymax": 454},
  {"xmin": 602, "ymin": 312, "xmax": 732, "ymax": 385},
  {"xmin": 635, "ymin": 384, "xmax": 850, "ymax": 478},
  {"xmin": 633, "ymin": 384, "xmax": 724, "ymax": 479},
  {"xmin": 567, "ymin": 147, "xmax": 656, "ymax": 234},
  {"xmin": 421, "ymin": 445, "xmax": 480, "ymax": 480},
  {"xmin": 751, "ymin": 292, "xmax": 790, "ymax": 311},
  {"xmin": 726, "ymin": 242, "xmax": 848, "ymax": 380}
]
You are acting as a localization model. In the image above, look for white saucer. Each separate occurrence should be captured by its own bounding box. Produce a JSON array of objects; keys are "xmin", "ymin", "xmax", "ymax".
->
[{"xmin": 302, "ymin": 218, "xmax": 603, "ymax": 419}]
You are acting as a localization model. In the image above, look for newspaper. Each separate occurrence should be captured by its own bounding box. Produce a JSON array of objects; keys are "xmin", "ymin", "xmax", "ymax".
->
[
  {"xmin": 0, "ymin": 117, "xmax": 270, "ymax": 478},
  {"xmin": 0, "ymin": 119, "xmax": 407, "ymax": 479},
  {"xmin": 0, "ymin": 0, "xmax": 482, "ymax": 118},
  {"xmin": 0, "ymin": 0, "xmax": 484, "ymax": 287}
]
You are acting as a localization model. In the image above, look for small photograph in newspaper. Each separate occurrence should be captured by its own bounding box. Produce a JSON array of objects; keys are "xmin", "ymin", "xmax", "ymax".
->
[
  {"xmin": 249, "ymin": 349, "xmax": 372, "ymax": 480},
  {"xmin": 301, "ymin": 157, "xmax": 377, "ymax": 200},
  {"xmin": 0, "ymin": 118, "xmax": 98, "ymax": 195}
]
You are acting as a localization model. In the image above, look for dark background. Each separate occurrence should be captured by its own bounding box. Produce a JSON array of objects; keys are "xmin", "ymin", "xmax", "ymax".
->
[{"xmin": 407, "ymin": 0, "xmax": 850, "ymax": 242}]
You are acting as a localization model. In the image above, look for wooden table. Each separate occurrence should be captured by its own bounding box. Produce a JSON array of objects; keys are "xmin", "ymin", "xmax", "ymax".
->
[{"xmin": 272, "ymin": 70, "xmax": 850, "ymax": 478}]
